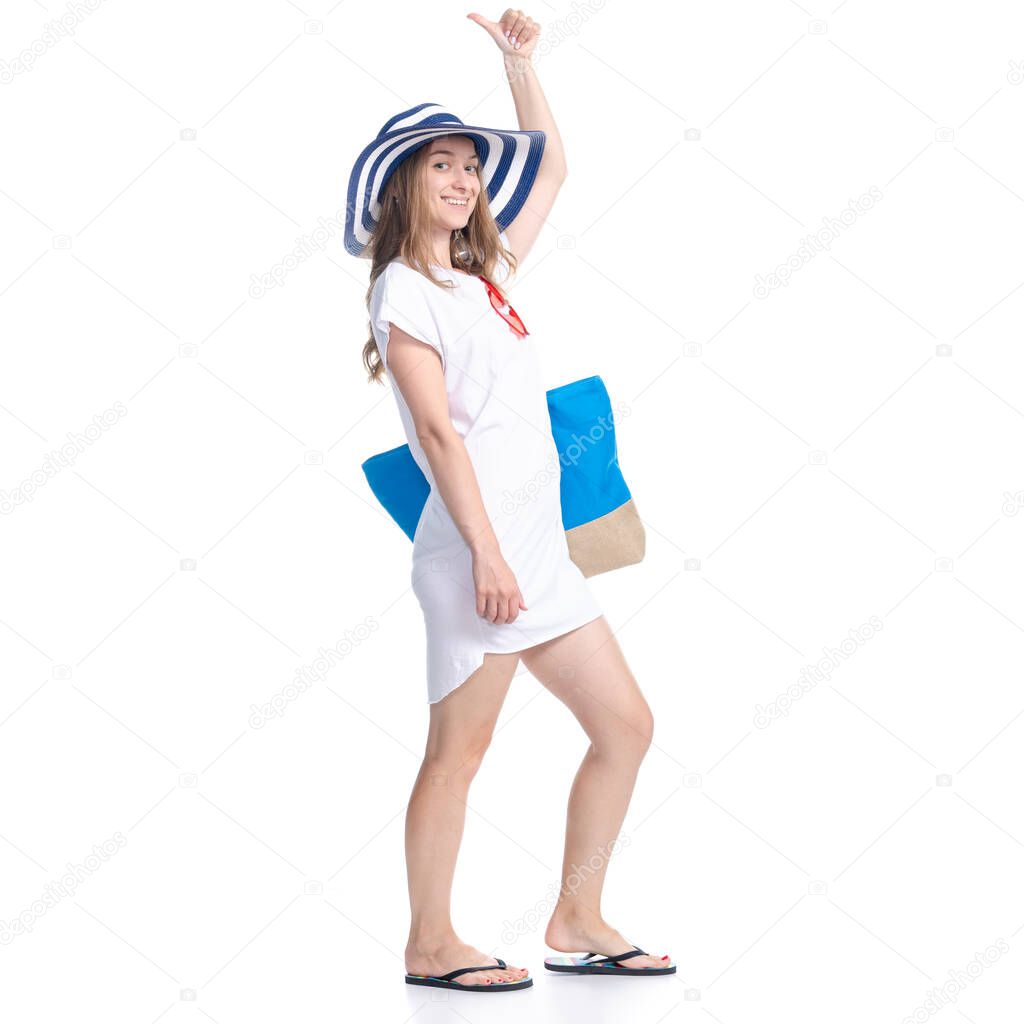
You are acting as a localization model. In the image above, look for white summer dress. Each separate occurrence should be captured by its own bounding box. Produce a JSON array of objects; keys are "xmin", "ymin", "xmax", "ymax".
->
[{"xmin": 369, "ymin": 232, "xmax": 603, "ymax": 703}]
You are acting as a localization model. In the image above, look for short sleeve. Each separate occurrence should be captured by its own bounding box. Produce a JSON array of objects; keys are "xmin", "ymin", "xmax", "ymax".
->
[{"xmin": 369, "ymin": 263, "xmax": 447, "ymax": 373}]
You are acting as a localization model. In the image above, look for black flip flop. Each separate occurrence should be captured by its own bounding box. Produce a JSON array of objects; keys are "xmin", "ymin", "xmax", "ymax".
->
[
  {"xmin": 544, "ymin": 944, "xmax": 675, "ymax": 976},
  {"xmin": 405, "ymin": 956, "xmax": 533, "ymax": 991}
]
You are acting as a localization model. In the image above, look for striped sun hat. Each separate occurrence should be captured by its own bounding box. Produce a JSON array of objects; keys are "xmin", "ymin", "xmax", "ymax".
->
[{"xmin": 344, "ymin": 102, "xmax": 546, "ymax": 258}]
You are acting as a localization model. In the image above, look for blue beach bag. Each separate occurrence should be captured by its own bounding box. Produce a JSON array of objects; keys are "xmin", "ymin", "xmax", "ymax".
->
[{"xmin": 361, "ymin": 375, "xmax": 644, "ymax": 577}]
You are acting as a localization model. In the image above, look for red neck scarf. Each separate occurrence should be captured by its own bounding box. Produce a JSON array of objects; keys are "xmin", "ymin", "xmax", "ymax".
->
[{"xmin": 478, "ymin": 274, "xmax": 529, "ymax": 337}]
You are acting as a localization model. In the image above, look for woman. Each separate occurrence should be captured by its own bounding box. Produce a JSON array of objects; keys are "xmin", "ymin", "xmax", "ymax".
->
[{"xmin": 346, "ymin": 8, "xmax": 673, "ymax": 992}]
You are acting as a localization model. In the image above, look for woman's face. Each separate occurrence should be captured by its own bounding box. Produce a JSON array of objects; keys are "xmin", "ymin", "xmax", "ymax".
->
[{"xmin": 423, "ymin": 135, "xmax": 480, "ymax": 231}]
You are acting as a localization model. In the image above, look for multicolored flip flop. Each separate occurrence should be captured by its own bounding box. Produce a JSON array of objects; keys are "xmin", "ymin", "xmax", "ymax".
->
[
  {"xmin": 405, "ymin": 956, "xmax": 533, "ymax": 991},
  {"xmin": 544, "ymin": 945, "xmax": 675, "ymax": 976}
]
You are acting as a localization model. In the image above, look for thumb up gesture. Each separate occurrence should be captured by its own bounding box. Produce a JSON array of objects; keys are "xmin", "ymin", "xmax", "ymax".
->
[{"xmin": 467, "ymin": 9, "xmax": 540, "ymax": 58}]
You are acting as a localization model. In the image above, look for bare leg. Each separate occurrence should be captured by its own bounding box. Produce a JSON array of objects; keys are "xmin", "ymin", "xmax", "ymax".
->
[
  {"xmin": 520, "ymin": 615, "xmax": 670, "ymax": 969},
  {"xmin": 404, "ymin": 652, "xmax": 530, "ymax": 986}
]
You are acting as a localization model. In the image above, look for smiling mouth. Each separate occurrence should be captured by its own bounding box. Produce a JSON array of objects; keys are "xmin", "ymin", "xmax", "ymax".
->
[{"xmin": 441, "ymin": 197, "xmax": 469, "ymax": 207}]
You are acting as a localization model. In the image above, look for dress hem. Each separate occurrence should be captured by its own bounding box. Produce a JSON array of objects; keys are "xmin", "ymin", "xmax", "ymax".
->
[{"xmin": 426, "ymin": 609, "xmax": 604, "ymax": 705}]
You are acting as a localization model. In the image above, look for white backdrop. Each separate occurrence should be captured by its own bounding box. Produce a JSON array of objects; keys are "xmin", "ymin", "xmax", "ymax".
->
[{"xmin": 2, "ymin": 0, "xmax": 1023, "ymax": 1021}]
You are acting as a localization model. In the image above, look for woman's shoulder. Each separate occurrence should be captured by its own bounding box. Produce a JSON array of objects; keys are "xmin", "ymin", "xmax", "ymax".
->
[
  {"xmin": 374, "ymin": 258, "xmax": 446, "ymax": 298},
  {"xmin": 370, "ymin": 259, "xmax": 426, "ymax": 310},
  {"xmin": 377, "ymin": 257, "xmax": 418, "ymax": 285},
  {"xmin": 370, "ymin": 259, "xmax": 454, "ymax": 332}
]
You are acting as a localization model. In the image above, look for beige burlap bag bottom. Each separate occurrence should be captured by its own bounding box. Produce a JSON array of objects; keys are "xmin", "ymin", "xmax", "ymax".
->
[{"xmin": 565, "ymin": 498, "xmax": 646, "ymax": 578}]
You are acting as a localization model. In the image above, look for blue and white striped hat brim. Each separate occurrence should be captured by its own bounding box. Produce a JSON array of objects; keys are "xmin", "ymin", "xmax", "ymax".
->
[{"xmin": 344, "ymin": 102, "xmax": 546, "ymax": 258}]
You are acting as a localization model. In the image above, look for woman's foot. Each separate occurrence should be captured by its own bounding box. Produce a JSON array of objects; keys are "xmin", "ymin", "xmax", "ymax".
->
[
  {"xmin": 405, "ymin": 936, "xmax": 529, "ymax": 986},
  {"xmin": 545, "ymin": 907, "xmax": 670, "ymax": 969}
]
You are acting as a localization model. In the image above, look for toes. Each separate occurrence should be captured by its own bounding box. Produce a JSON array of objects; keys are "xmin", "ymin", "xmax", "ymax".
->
[
  {"xmin": 458, "ymin": 962, "xmax": 528, "ymax": 985},
  {"xmin": 494, "ymin": 968, "xmax": 525, "ymax": 983}
]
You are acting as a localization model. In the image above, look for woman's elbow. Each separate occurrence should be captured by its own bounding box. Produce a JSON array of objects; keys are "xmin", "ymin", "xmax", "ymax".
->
[{"xmin": 417, "ymin": 422, "xmax": 459, "ymax": 450}]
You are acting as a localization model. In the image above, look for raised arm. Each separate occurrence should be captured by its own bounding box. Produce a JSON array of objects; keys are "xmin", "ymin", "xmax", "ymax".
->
[{"xmin": 467, "ymin": 9, "xmax": 566, "ymax": 264}]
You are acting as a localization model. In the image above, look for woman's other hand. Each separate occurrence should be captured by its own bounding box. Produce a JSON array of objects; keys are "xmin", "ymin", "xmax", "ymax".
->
[
  {"xmin": 472, "ymin": 547, "xmax": 528, "ymax": 624},
  {"xmin": 467, "ymin": 9, "xmax": 540, "ymax": 57}
]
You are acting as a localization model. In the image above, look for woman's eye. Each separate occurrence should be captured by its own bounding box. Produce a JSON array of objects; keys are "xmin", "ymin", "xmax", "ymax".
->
[{"xmin": 433, "ymin": 161, "xmax": 478, "ymax": 173}]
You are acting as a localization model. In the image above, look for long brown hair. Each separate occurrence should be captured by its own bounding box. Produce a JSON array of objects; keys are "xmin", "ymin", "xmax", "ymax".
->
[{"xmin": 361, "ymin": 136, "xmax": 518, "ymax": 385}]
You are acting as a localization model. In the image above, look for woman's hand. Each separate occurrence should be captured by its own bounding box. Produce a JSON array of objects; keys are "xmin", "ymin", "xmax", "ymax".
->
[
  {"xmin": 467, "ymin": 9, "xmax": 541, "ymax": 58},
  {"xmin": 472, "ymin": 547, "xmax": 528, "ymax": 624}
]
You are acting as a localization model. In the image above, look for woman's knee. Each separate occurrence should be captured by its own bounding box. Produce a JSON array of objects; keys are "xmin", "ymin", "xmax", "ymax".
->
[
  {"xmin": 633, "ymin": 697, "xmax": 655, "ymax": 749},
  {"xmin": 625, "ymin": 696, "xmax": 655, "ymax": 753},
  {"xmin": 590, "ymin": 694, "xmax": 654, "ymax": 759},
  {"xmin": 423, "ymin": 728, "xmax": 494, "ymax": 781}
]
